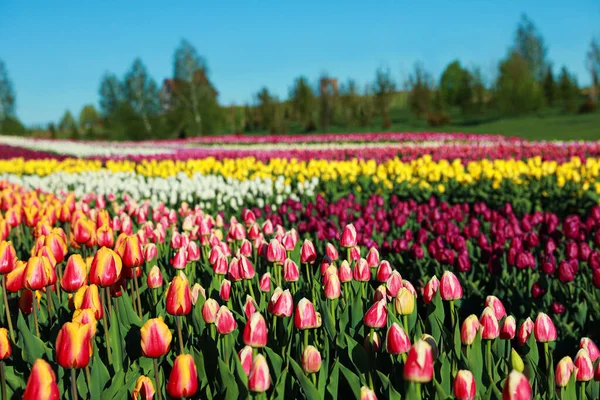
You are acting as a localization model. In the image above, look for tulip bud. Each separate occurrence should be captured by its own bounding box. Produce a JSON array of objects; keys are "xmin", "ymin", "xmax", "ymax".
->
[
  {"xmin": 375, "ymin": 260, "xmax": 392, "ymax": 282},
  {"xmin": 485, "ymin": 296, "xmax": 507, "ymax": 320},
  {"xmin": 423, "ymin": 276, "xmax": 439, "ymax": 304},
  {"xmin": 143, "ymin": 243, "xmax": 158, "ymax": 262},
  {"xmin": 61, "ymin": 254, "xmax": 88, "ymax": 293},
  {"xmin": 404, "ymin": 339, "xmax": 434, "ymax": 382},
  {"xmin": 294, "ymin": 298, "xmax": 317, "ymax": 330},
  {"xmin": 386, "ymin": 322, "xmax": 411, "ymax": 355},
  {"xmin": 533, "ymin": 312, "xmax": 556, "ymax": 343},
  {"xmin": 0, "ymin": 241, "xmax": 17, "ymax": 274},
  {"xmin": 500, "ymin": 316, "xmax": 517, "ymax": 340},
  {"xmin": 219, "ymin": 279, "xmax": 231, "ymax": 302},
  {"xmin": 326, "ymin": 243, "xmax": 339, "ymax": 261},
  {"xmin": 480, "ymin": 307, "xmax": 499, "ymax": 340},
  {"xmin": 350, "ymin": 246, "xmax": 361, "ymax": 261},
  {"xmin": 239, "ymin": 345, "xmax": 253, "ymax": 376},
  {"xmin": 55, "ymin": 321, "xmax": 92, "ymax": 369},
  {"xmin": 502, "ymin": 370, "xmax": 532, "ymax": 400},
  {"xmin": 170, "ymin": 248, "xmax": 188, "ymax": 270},
  {"xmin": 366, "ymin": 247, "xmax": 379, "ymax": 268},
  {"xmin": 259, "ymin": 272, "xmax": 271, "ymax": 292},
  {"xmin": 191, "ymin": 283, "xmax": 205, "ymax": 305},
  {"xmin": 215, "ymin": 305, "xmax": 237, "ymax": 334},
  {"xmin": 5, "ymin": 260, "xmax": 25, "ymax": 293},
  {"xmin": 283, "ymin": 258, "xmax": 300, "ymax": 282},
  {"xmin": 23, "ymin": 256, "xmax": 54, "ymax": 290},
  {"xmin": 202, "ymin": 298, "xmax": 219, "ymax": 324},
  {"xmin": 89, "ymin": 247, "xmax": 123, "ymax": 288},
  {"xmin": 243, "ymin": 313, "xmax": 268, "ymax": 348},
  {"xmin": 340, "ymin": 224, "xmax": 357, "ymax": 248},
  {"xmin": 302, "ymin": 345, "xmax": 322, "ymax": 374},
  {"xmin": 364, "ymin": 299, "xmax": 387, "ymax": 329},
  {"xmin": 301, "ymin": 239, "xmax": 317, "ymax": 264},
  {"xmin": 73, "ymin": 284, "xmax": 103, "ymax": 320},
  {"xmin": 440, "ymin": 271, "xmax": 463, "ymax": 300},
  {"xmin": 511, "ymin": 348, "xmax": 524, "ymax": 372},
  {"xmin": 147, "ymin": 266, "xmax": 163, "ymax": 289},
  {"xmin": 167, "ymin": 354, "xmax": 198, "ymax": 398},
  {"xmin": 395, "ymin": 288, "xmax": 415, "ymax": 316},
  {"xmin": 132, "ymin": 375, "xmax": 155, "ymax": 400},
  {"xmin": 72, "ymin": 308, "xmax": 97, "ymax": 338},
  {"xmin": 339, "ymin": 260, "xmax": 353, "ymax": 282},
  {"xmin": 23, "ymin": 359, "xmax": 60, "ymax": 400},
  {"xmin": 386, "ymin": 271, "xmax": 402, "ymax": 298},
  {"xmin": 575, "ymin": 349, "xmax": 594, "ymax": 381},
  {"xmin": 266, "ymin": 239, "xmax": 285, "ymax": 264},
  {"xmin": 580, "ymin": 337, "xmax": 600, "ymax": 362},
  {"xmin": 461, "ymin": 315, "xmax": 480, "ymax": 345},
  {"xmin": 324, "ymin": 272, "xmax": 341, "ymax": 299},
  {"xmin": 268, "ymin": 288, "xmax": 293, "ymax": 317},
  {"xmin": 360, "ymin": 386, "xmax": 377, "ymax": 400},
  {"xmin": 454, "ymin": 370, "xmax": 476, "ymax": 400},
  {"xmin": 517, "ymin": 318, "xmax": 534, "ymax": 346},
  {"xmin": 0, "ymin": 328, "xmax": 12, "ymax": 359},
  {"xmin": 165, "ymin": 276, "xmax": 192, "ymax": 316},
  {"xmin": 248, "ymin": 354, "xmax": 271, "ymax": 393},
  {"xmin": 364, "ymin": 331, "xmax": 382, "ymax": 352},
  {"xmin": 555, "ymin": 356, "xmax": 575, "ymax": 387},
  {"xmin": 140, "ymin": 317, "xmax": 172, "ymax": 358}
]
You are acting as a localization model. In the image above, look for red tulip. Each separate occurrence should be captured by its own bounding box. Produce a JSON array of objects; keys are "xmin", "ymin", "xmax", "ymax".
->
[
  {"xmin": 23, "ymin": 359, "xmax": 60, "ymax": 400},
  {"xmin": 215, "ymin": 305, "xmax": 237, "ymax": 334},
  {"xmin": 575, "ymin": 349, "xmax": 594, "ymax": 381},
  {"xmin": 324, "ymin": 272, "xmax": 341, "ymax": 300},
  {"xmin": 166, "ymin": 354, "xmax": 198, "ymax": 398},
  {"xmin": 248, "ymin": 354, "xmax": 270, "ymax": 393},
  {"xmin": 502, "ymin": 370, "xmax": 532, "ymax": 400},
  {"xmin": 202, "ymin": 298, "xmax": 219, "ymax": 324},
  {"xmin": 283, "ymin": 258, "xmax": 300, "ymax": 282},
  {"xmin": 439, "ymin": 270, "xmax": 462, "ymax": 300},
  {"xmin": 132, "ymin": 375, "xmax": 155, "ymax": 400},
  {"xmin": 165, "ymin": 275, "xmax": 192, "ymax": 316},
  {"xmin": 325, "ymin": 243, "xmax": 339, "ymax": 261},
  {"xmin": 517, "ymin": 318, "xmax": 534, "ymax": 346},
  {"xmin": 61, "ymin": 254, "xmax": 88, "ymax": 293},
  {"xmin": 96, "ymin": 225, "xmax": 114, "ymax": 248},
  {"xmin": 23, "ymin": 256, "xmax": 54, "ymax": 290},
  {"xmin": 580, "ymin": 337, "xmax": 600, "ymax": 362},
  {"xmin": 423, "ymin": 275, "xmax": 439, "ymax": 304},
  {"xmin": 485, "ymin": 296, "xmax": 507, "ymax": 320},
  {"xmin": 500, "ymin": 316, "xmax": 516, "ymax": 340},
  {"xmin": 268, "ymin": 288, "xmax": 293, "ymax": 317},
  {"xmin": 0, "ymin": 327, "xmax": 12, "ymax": 359},
  {"xmin": 170, "ymin": 248, "xmax": 188, "ymax": 270},
  {"xmin": 238, "ymin": 345, "xmax": 253, "ymax": 376},
  {"xmin": 386, "ymin": 322, "xmax": 411, "ymax": 355},
  {"xmin": 533, "ymin": 312, "xmax": 556, "ymax": 342},
  {"xmin": 140, "ymin": 317, "xmax": 172, "ymax": 358},
  {"xmin": 403, "ymin": 339, "xmax": 434, "ymax": 382},
  {"xmin": 239, "ymin": 256, "xmax": 255, "ymax": 280},
  {"xmin": 353, "ymin": 258, "xmax": 370, "ymax": 282},
  {"xmin": 266, "ymin": 239, "xmax": 285, "ymax": 264},
  {"xmin": 339, "ymin": 260, "xmax": 353, "ymax": 282},
  {"xmin": 454, "ymin": 370, "xmax": 476, "ymax": 400},
  {"xmin": 386, "ymin": 271, "xmax": 402, "ymax": 297},
  {"xmin": 461, "ymin": 315, "xmax": 480, "ymax": 345},
  {"xmin": 147, "ymin": 266, "xmax": 163, "ymax": 289},
  {"xmin": 73, "ymin": 284, "xmax": 103, "ymax": 320},
  {"xmin": 360, "ymin": 386, "xmax": 377, "ymax": 400},
  {"xmin": 259, "ymin": 272, "xmax": 271, "ymax": 292},
  {"xmin": 302, "ymin": 345, "xmax": 322, "ymax": 374},
  {"xmin": 243, "ymin": 313, "xmax": 268, "ymax": 348},
  {"xmin": 366, "ymin": 247, "xmax": 379, "ymax": 268},
  {"xmin": 340, "ymin": 224, "xmax": 357, "ymax": 248},
  {"xmin": 479, "ymin": 307, "xmax": 499, "ymax": 340},
  {"xmin": 364, "ymin": 299, "xmax": 387, "ymax": 328},
  {"xmin": 300, "ymin": 239, "xmax": 317, "ymax": 264},
  {"xmin": 55, "ymin": 321, "xmax": 92, "ymax": 368},
  {"xmin": 0, "ymin": 240, "xmax": 17, "ymax": 274},
  {"xmin": 89, "ymin": 247, "xmax": 123, "ymax": 288},
  {"xmin": 555, "ymin": 356, "xmax": 575, "ymax": 387},
  {"xmin": 191, "ymin": 283, "xmax": 205, "ymax": 305},
  {"xmin": 294, "ymin": 298, "xmax": 317, "ymax": 330},
  {"xmin": 219, "ymin": 279, "xmax": 231, "ymax": 301}
]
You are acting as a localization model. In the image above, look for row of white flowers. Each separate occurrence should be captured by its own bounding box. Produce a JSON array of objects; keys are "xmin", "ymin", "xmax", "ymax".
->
[{"xmin": 1, "ymin": 170, "xmax": 319, "ymax": 210}]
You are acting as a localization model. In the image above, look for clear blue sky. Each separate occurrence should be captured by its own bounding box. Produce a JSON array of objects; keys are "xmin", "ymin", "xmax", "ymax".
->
[{"xmin": 1, "ymin": 0, "xmax": 599, "ymax": 126}]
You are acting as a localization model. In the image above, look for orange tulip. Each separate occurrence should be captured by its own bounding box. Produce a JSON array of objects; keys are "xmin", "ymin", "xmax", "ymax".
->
[
  {"xmin": 23, "ymin": 256, "xmax": 55, "ymax": 290},
  {"xmin": 73, "ymin": 284, "xmax": 103, "ymax": 320},
  {"xmin": 44, "ymin": 232, "xmax": 68, "ymax": 264},
  {"xmin": 55, "ymin": 321, "xmax": 92, "ymax": 369},
  {"xmin": 61, "ymin": 254, "xmax": 88, "ymax": 293},
  {"xmin": 165, "ymin": 276, "xmax": 192, "ymax": 316},
  {"xmin": 0, "ymin": 240, "xmax": 17, "ymax": 274},
  {"xmin": 141, "ymin": 317, "xmax": 172, "ymax": 358},
  {"xmin": 0, "ymin": 327, "xmax": 11, "ymax": 359},
  {"xmin": 116, "ymin": 234, "xmax": 144, "ymax": 267},
  {"xmin": 72, "ymin": 308, "xmax": 97, "ymax": 338},
  {"xmin": 22, "ymin": 359, "xmax": 60, "ymax": 400},
  {"xmin": 89, "ymin": 247, "xmax": 123, "ymax": 287},
  {"xmin": 132, "ymin": 375, "xmax": 156, "ymax": 400},
  {"xmin": 23, "ymin": 205, "xmax": 40, "ymax": 227},
  {"xmin": 5, "ymin": 260, "xmax": 26, "ymax": 292},
  {"xmin": 73, "ymin": 217, "xmax": 95, "ymax": 245},
  {"xmin": 96, "ymin": 225, "xmax": 115, "ymax": 248},
  {"xmin": 166, "ymin": 354, "xmax": 198, "ymax": 398}
]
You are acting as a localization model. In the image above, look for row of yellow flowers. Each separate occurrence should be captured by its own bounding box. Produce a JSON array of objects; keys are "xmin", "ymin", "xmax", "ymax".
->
[{"xmin": 1, "ymin": 155, "xmax": 600, "ymax": 193}]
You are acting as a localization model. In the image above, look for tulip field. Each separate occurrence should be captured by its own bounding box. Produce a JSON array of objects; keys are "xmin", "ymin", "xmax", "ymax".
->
[{"xmin": 2, "ymin": 133, "xmax": 600, "ymax": 399}]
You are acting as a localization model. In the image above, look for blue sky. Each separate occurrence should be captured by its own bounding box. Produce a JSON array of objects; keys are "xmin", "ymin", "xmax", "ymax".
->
[{"xmin": 1, "ymin": 1, "xmax": 599, "ymax": 126}]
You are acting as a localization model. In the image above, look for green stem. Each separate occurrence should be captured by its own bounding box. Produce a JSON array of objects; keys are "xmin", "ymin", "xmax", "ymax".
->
[
  {"xmin": 152, "ymin": 288, "xmax": 158, "ymax": 307},
  {"xmin": 71, "ymin": 368, "xmax": 78, "ymax": 400},
  {"xmin": 273, "ymin": 316, "xmax": 278, "ymax": 342},
  {"xmin": 105, "ymin": 287, "xmax": 114, "ymax": 322},
  {"xmin": 580, "ymin": 381, "xmax": 586, "ymax": 400},
  {"xmin": 1, "ymin": 277, "xmax": 15, "ymax": 342},
  {"xmin": 449, "ymin": 300, "xmax": 455, "ymax": 330},
  {"xmin": 415, "ymin": 382, "xmax": 421, "ymax": 399},
  {"xmin": 32, "ymin": 293, "xmax": 40, "ymax": 338},
  {"xmin": 154, "ymin": 356, "xmax": 163, "ymax": 400},
  {"xmin": 330, "ymin": 300, "xmax": 336, "ymax": 331},
  {"xmin": 403, "ymin": 315, "xmax": 409, "ymax": 334},
  {"xmin": 100, "ymin": 289, "xmax": 112, "ymax": 363},
  {"xmin": 176, "ymin": 316, "xmax": 185, "ymax": 354},
  {"xmin": 246, "ymin": 279, "xmax": 256, "ymax": 300},
  {"xmin": 85, "ymin": 366, "xmax": 91, "ymax": 391},
  {"xmin": 46, "ymin": 287, "xmax": 54, "ymax": 321},
  {"xmin": 132, "ymin": 270, "xmax": 143, "ymax": 319},
  {"xmin": 304, "ymin": 329, "xmax": 309, "ymax": 350},
  {"xmin": 0, "ymin": 361, "xmax": 6, "ymax": 400},
  {"xmin": 486, "ymin": 339, "xmax": 493, "ymax": 385},
  {"xmin": 311, "ymin": 373, "xmax": 316, "ymax": 386}
]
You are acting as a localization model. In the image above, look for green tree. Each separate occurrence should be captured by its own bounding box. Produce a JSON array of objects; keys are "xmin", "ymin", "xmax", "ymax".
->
[
  {"xmin": 470, "ymin": 67, "xmax": 486, "ymax": 113},
  {"xmin": 319, "ymin": 73, "xmax": 338, "ymax": 132},
  {"xmin": 542, "ymin": 66, "xmax": 556, "ymax": 107},
  {"xmin": 494, "ymin": 52, "xmax": 543, "ymax": 115},
  {"xmin": 124, "ymin": 58, "xmax": 160, "ymax": 135},
  {"xmin": 358, "ymin": 85, "xmax": 375, "ymax": 127},
  {"xmin": 0, "ymin": 59, "xmax": 16, "ymax": 133},
  {"xmin": 289, "ymin": 76, "xmax": 316, "ymax": 131},
  {"xmin": 407, "ymin": 62, "xmax": 433, "ymax": 118},
  {"xmin": 513, "ymin": 14, "xmax": 548, "ymax": 82},
  {"xmin": 586, "ymin": 38, "xmax": 600, "ymax": 103},
  {"xmin": 557, "ymin": 66, "xmax": 579, "ymax": 113},
  {"xmin": 339, "ymin": 79, "xmax": 361, "ymax": 127},
  {"xmin": 172, "ymin": 40, "xmax": 220, "ymax": 135},
  {"xmin": 439, "ymin": 60, "xmax": 473, "ymax": 114},
  {"xmin": 255, "ymin": 87, "xmax": 276, "ymax": 132},
  {"xmin": 373, "ymin": 67, "xmax": 396, "ymax": 128},
  {"xmin": 98, "ymin": 72, "xmax": 123, "ymax": 117},
  {"xmin": 79, "ymin": 104, "xmax": 100, "ymax": 136},
  {"xmin": 58, "ymin": 110, "xmax": 79, "ymax": 138}
]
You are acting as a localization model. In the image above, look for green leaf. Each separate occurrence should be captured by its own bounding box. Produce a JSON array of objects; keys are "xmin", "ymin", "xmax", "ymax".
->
[
  {"xmin": 265, "ymin": 346, "xmax": 284, "ymax": 383},
  {"xmin": 218, "ymin": 358, "xmax": 240, "ymax": 400},
  {"xmin": 108, "ymin": 312, "xmax": 124, "ymax": 372},
  {"xmin": 289, "ymin": 358, "xmax": 320, "ymax": 399},
  {"xmin": 77, "ymin": 368, "xmax": 89, "ymax": 399},
  {"xmin": 468, "ymin": 332, "xmax": 483, "ymax": 392},
  {"xmin": 101, "ymin": 370, "xmax": 125, "ymax": 400},
  {"xmin": 118, "ymin": 290, "xmax": 143, "ymax": 328},
  {"xmin": 439, "ymin": 354, "xmax": 451, "ymax": 395},
  {"xmin": 345, "ymin": 333, "xmax": 370, "ymax": 374},
  {"xmin": 90, "ymin": 349, "xmax": 110, "ymax": 400},
  {"xmin": 337, "ymin": 361, "xmax": 362, "ymax": 398},
  {"xmin": 376, "ymin": 371, "xmax": 401, "ymax": 400},
  {"xmin": 272, "ymin": 369, "xmax": 289, "ymax": 400},
  {"xmin": 326, "ymin": 361, "xmax": 340, "ymax": 399},
  {"xmin": 16, "ymin": 312, "xmax": 49, "ymax": 365}
]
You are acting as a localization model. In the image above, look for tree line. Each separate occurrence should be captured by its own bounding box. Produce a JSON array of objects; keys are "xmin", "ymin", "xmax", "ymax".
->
[{"xmin": 0, "ymin": 14, "xmax": 599, "ymax": 139}]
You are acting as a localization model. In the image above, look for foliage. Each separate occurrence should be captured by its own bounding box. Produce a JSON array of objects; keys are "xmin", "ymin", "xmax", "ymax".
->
[
  {"xmin": 407, "ymin": 63, "xmax": 433, "ymax": 119},
  {"xmin": 494, "ymin": 52, "xmax": 543, "ymax": 116},
  {"xmin": 373, "ymin": 67, "xmax": 396, "ymax": 129}
]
